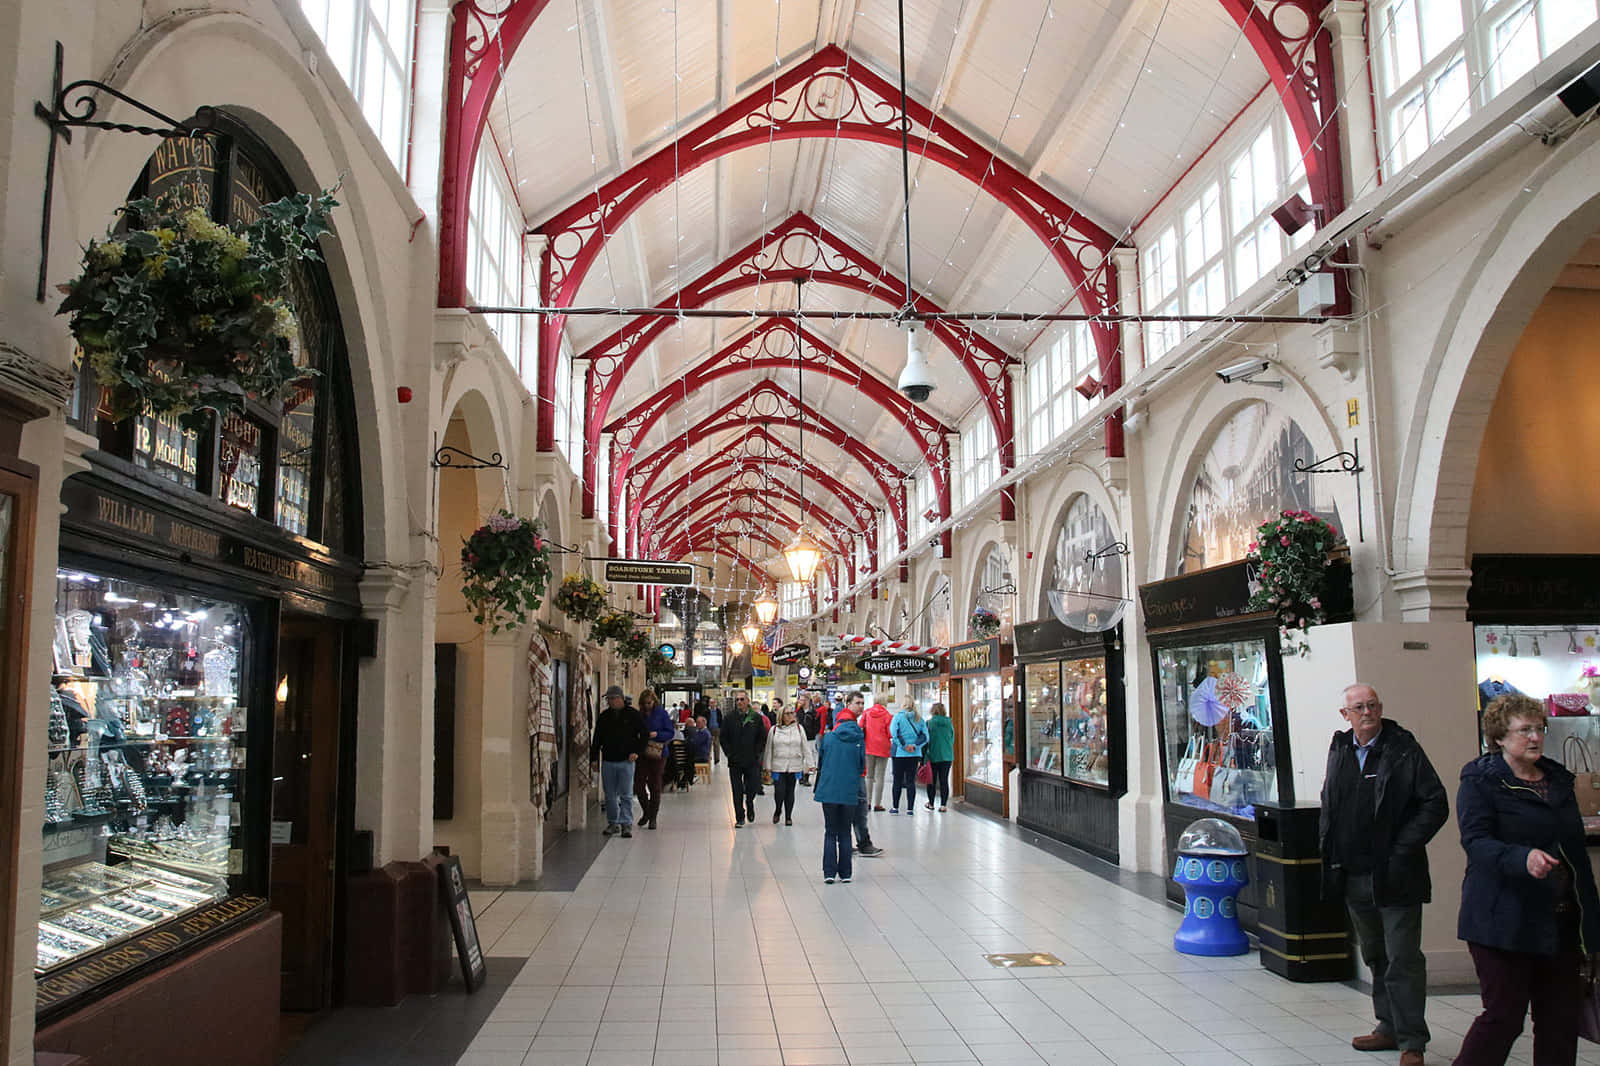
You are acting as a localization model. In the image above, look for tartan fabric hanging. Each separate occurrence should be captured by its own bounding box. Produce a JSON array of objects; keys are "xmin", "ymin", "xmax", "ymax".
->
[
  {"xmin": 572, "ymin": 649, "xmax": 594, "ymax": 793},
  {"xmin": 527, "ymin": 631, "xmax": 557, "ymax": 805}
]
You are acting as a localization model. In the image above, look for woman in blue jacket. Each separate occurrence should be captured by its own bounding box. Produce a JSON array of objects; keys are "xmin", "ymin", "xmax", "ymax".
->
[
  {"xmin": 889, "ymin": 705, "xmax": 929, "ymax": 814},
  {"xmin": 1453, "ymin": 694, "xmax": 1600, "ymax": 1066},
  {"xmin": 814, "ymin": 714, "xmax": 866, "ymax": 884},
  {"xmin": 634, "ymin": 688, "xmax": 675, "ymax": 830}
]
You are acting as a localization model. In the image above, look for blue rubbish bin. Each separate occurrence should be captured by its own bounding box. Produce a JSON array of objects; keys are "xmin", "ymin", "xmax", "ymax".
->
[{"xmin": 1172, "ymin": 818, "xmax": 1250, "ymax": 957}]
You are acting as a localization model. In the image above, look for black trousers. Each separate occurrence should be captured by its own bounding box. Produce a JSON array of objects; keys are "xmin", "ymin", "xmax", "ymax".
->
[
  {"xmin": 772, "ymin": 772, "xmax": 799, "ymax": 819},
  {"xmin": 891, "ymin": 756, "xmax": 921, "ymax": 810},
  {"xmin": 1454, "ymin": 940, "xmax": 1583, "ymax": 1065},
  {"xmin": 728, "ymin": 762, "xmax": 760, "ymax": 819},
  {"xmin": 925, "ymin": 760, "xmax": 952, "ymax": 805}
]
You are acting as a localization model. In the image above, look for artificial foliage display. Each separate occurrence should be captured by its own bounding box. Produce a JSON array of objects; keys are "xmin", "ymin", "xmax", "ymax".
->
[
  {"xmin": 459, "ymin": 511, "xmax": 551, "ymax": 633},
  {"xmin": 1245, "ymin": 510, "xmax": 1343, "ymax": 655},
  {"xmin": 969, "ymin": 604, "xmax": 1001, "ymax": 638},
  {"xmin": 590, "ymin": 609, "xmax": 634, "ymax": 646},
  {"xmin": 553, "ymin": 573, "xmax": 608, "ymax": 623},
  {"xmin": 59, "ymin": 187, "xmax": 340, "ymax": 423}
]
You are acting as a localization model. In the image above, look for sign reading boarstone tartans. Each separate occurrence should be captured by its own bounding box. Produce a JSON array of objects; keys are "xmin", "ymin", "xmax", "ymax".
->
[
  {"xmin": 602, "ymin": 559, "xmax": 696, "ymax": 586},
  {"xmin": 859, "ymin": 654, "xmax": 942, "ymax": 676}
]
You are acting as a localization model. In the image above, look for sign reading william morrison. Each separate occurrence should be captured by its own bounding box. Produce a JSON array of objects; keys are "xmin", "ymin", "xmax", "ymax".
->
[{"xmin": 603, "ymin": 560, "xmax": 696, "ymax": 586}]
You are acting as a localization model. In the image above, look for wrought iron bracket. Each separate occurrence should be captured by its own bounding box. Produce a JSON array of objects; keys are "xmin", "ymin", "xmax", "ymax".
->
[
  {"xmin": 1293, "ymin": 439, "xmax": 1366, "ymax": 543},
  {"xmin": 33, "ymin": 42, "xmax": 218, "ymax": 301},
  {"xmin": 1085, "ymin": 541, "xmax": 1131, "ymax": 563},
  {"xmin": 982, "ymin": 581, "xmax": 1018, "ymax": 596},
  {"xmin": 431, "ymin": 444, "xmax": 506, "ymax": 470}
]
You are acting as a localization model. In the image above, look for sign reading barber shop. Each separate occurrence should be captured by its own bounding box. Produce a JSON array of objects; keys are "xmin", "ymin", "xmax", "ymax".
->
[{"xmin": 859, "ymin": 654, "xmax": 941, "ymax": 676}]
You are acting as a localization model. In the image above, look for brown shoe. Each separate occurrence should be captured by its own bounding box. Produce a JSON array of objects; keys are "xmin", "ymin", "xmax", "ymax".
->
[
  {"xmin": 1399, "ymin": 1052, "xmax": 1424, "ymax": 1066},
  {"xmin": 1351, "ymin": 1032, "xmax": 1398, "ymax": 1052}
]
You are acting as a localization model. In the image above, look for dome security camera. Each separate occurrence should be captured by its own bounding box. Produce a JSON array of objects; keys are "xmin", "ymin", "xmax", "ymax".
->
[{"xmin": 898, "ymin": 327, "xmax": 936, "ymax": 403}]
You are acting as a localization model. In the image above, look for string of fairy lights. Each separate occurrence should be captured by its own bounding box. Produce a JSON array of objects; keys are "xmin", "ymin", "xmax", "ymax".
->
[{"xmin": 470, "ymin": 0, "xmax": 1577, "ymax": 621}]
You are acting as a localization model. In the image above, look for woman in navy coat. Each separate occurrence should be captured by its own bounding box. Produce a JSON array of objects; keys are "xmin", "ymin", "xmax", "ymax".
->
[{"xmin": 1452, "ymin": 694, "xmax": 1600, "ymax": 1066}]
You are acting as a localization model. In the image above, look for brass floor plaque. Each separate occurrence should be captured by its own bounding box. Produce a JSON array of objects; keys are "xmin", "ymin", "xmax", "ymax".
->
[{"xmin": 984, "ymin": 952, "xmax": 1063, "ymax": 968}]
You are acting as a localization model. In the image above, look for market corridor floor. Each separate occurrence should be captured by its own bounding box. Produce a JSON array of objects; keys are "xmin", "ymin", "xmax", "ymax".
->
[{"xmin": 452, "ymin": 770, "xmax": 1570, "ymax": 1066}]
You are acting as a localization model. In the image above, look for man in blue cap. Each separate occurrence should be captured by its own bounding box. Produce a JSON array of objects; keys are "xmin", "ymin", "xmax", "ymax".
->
[{"xmin": 589, "ymin": 685, "xmax": 647, "ymax": 838}]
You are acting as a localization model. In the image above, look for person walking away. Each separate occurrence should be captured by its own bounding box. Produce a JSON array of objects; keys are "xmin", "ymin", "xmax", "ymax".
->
[
  {"xmin": 833, "ymin": 707, "xmax": 883, "ymax": 858},
  {"xmin": 857, "ymin": 694, "xmax": 892, "ymax": 810},
  {"xmin": 720, "ymin": 692, "xmax": 768, "ymax": 827},
  {"xmin": 814, "ymin": 706, "xmax": 866, "ymax": 884},
  {"xmin": 765, "ymin": 705, "xmax": 814, "ymax": 825},
  {"xmin": 797, "ymin": 694, "xmax": 822, "ymax": 786},
  {"xmin": 922, "ymin": 702, "xmax": 955, "ymax": 811},
  {"xmin": 1450, "ymin": 694, "xmax": 1600, "ymax": 1066},
  {"xmin": 590, "ymin": 685, "xmax": 648, "ymax": 837},
  {"xmin": 633, "ymin": 687, "xmax": 673, "ymax": 830},
  {"xmin": 703, "ymin": 698, "xmax": 721, "ymax": 765},
  {"xmin": 1320, "ymin": 682, "xmax": 1449, "ymax": 1066},
  {"xmin": 889, "ymin": 704, "xmax": 930, "ymax": 814}
]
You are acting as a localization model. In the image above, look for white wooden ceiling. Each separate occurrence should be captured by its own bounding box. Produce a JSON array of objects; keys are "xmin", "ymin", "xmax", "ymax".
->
[{"xmin": 487, "ymin": 0, "xmax": 1273, "ymax": 571}]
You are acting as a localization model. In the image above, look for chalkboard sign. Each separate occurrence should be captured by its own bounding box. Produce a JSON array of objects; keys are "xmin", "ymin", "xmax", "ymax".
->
[{"xmin": 437, "ymin": 855, "xmax": 486, "ymax": 992}]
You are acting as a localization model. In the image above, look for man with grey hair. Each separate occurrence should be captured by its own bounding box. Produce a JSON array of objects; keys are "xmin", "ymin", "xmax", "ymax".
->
[{"xmin": 1319, "ymin": 682, "xmax": 1448, "ymax": 1066}]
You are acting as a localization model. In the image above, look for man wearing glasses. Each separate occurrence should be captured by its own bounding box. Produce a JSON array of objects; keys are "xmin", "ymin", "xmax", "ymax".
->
[{"xmin": 1319, "ymin": 683, "xmax": 1448, "ymax": 1066}]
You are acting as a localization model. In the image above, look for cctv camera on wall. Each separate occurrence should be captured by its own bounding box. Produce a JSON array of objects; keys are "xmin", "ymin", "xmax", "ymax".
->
[{"xmin": 1216, "ymin": 359, "xmax": 1270, "ymax": 383}]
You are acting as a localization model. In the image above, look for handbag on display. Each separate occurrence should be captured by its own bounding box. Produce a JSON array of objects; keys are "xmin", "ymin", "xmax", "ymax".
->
[
  {"xmin": 1174, "ymin": 736, "xmax": 1200, "ymax": 794},
  {"xmin": 1550, "ymin": 693, "xmax": 1592, "ymax": 717},
  {"xmin": 1564, "ymin": 735, "xmax": 1600, "ymax": 817},
  {"xmin": 1193, "ymin": 742, "xmax": 1222, "ymax": 801},
  {"xmin": 1213, "ymin": 749, "xmax": 1248, "ymax": 809}
]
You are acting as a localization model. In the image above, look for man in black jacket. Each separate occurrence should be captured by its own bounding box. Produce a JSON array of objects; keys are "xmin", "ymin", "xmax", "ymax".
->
[
  {"xmin": 590, "ymin": 685, "xmax": 648, "ymax": 838},
  {"xmin": 1319, "ymin": 682, "xmax": 1448, "ymax": 1066},
  {"xmin": 720, "ymin": 692, "xmax": 768, "ymax": 827}
]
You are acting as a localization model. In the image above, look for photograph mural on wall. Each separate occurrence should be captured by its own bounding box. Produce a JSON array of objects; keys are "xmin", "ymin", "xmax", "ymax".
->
[
  {"xmin": 1040, "ymin": 496, "xmax": 1122, "ymax": 609},
  {"xmin": 1177, "ymin": 401, "xmax": 1343, "ymax": 574}
]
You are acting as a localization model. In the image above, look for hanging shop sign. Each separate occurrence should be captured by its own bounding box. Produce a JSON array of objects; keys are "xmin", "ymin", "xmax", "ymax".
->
[
  {"xmin": 1013, "ymin": 617, "xmax": 1108, "ymax": 660},
  {"xmin": 859, "ymin": 653, "xmax": 942, "ymax": 676},
  {"xmin": 1469, "ymin": 554, "xmax": 1600, "ymax": 620},
  {"xmin": 771, "ymin": 642, "xmax": 811, "ymax": 664},
  {"xmin": 658, "ymin": 643, "xmax": 677, "ymax": 661},
  {"xmin": 603, "ymin": 559, "xmax": 695, "ymax": 586},
  {"xmin": 949, "ymin": 637, "xmax": 1001, "ymax": 677}
]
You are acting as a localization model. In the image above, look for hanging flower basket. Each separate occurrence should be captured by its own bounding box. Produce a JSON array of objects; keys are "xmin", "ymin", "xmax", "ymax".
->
[
  {"xmin": 553, "ymin": 573, "xmax": 608, "ymax": 624},
  {"xmin": 645, "ymin": 648, "xmax": 674, "ymax": 683},
  {"xmin": 1245, "ymin": 510, "xmax": 1343, "ymax": 656},
  {"xmin": 969, "ymin": 605, "xmax": 1001, "ymax": 639},
  {"xmin": 58, "ymin": 187, "xmax": 340, "ymax": 424},
  {"xmin": 616, "ymin": 628, "xmax": 653, "ymax": 663},
  {"xmin": 460, "ymin": 511, "xmax": 551, "ymax": 633},
  {"xmin": 590, "ymin": 609, "xmax": 634, "ymax": 646}
]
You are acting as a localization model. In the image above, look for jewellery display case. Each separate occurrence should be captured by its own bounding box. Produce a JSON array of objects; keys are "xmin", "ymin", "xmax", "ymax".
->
[
  {"xmin": 40, "ymin": 566, "xmax": 258, "ymax": 977},
  {"xmin": 964, "ymin": 674, "xmax": 1005, "ymax": 788},
  {"xmin": 1024, "ymin": 656, "xmax": 1109, "ymax": 785}
]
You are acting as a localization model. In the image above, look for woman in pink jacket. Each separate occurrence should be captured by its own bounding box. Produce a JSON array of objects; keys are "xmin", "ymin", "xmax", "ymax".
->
[{"xmin": 858, "ymin": 694, "xmax": 894, "ymax": 811}]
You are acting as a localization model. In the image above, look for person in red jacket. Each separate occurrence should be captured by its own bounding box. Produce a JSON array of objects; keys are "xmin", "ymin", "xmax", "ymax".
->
[{"xmin": 858, "ymin": 693, "xmax": 893, "ymax": 811}]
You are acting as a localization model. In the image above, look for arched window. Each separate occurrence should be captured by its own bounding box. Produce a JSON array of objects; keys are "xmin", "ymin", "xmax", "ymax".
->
[
  {"xmin": 68, "ymin": 115, "xmax": 363, "ymax": 557},
  {"xmin": 1176, "ymin": 401, "xmax": 1340, "ymax": 574}
]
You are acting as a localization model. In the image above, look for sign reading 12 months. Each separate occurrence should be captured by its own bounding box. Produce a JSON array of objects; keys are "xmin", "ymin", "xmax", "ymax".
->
[
  {"xmin": 61, "ymin": 480, "xmax": 356, "ymax": 603},
  {"xmin": 35, "ymin": 894, "xmax": 268, "ymax": 1020},
  {"xmin": 603, "ymin": 559, "xmax": 696, "ymax": 586}
]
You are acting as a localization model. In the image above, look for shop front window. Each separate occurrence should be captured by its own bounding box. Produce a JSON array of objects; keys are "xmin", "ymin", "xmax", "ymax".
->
[
  {"xmin": 1158, "ymin": 637, "xmax": 1278, "ymax": 815},
  {"xmin": 965, "ymin": 674, "xmax": 1005, "ymax": 788},
  {"xmin": 1025, "ymin": 656, "xmax": 1110, "ymax": 786},
  {"xmin": 1474, "ymin": 625, "xmax": 1600, "ymax": 761},
  {"xmin": 42, "ymin": 568, "xmax": 252, "ymax": 975}
]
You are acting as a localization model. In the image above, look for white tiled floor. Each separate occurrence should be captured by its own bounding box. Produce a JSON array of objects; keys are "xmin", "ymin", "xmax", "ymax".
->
[{"xmin": 454, "ymin": 769, "xmax": 1595, "ymax": 1066}]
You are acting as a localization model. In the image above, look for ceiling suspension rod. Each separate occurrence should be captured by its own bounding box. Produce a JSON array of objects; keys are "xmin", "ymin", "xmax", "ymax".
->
[
  {"xmin": 897, "ymin": 0, "xmax": 914, "ymax": 315},
  {"xmin": 466, "ymin": 304, "xmax": 1334, "ymax": 325}
]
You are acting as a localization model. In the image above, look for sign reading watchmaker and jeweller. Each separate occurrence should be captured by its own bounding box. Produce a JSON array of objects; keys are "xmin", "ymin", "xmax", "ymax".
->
[
  {"xmin": 602, "ymin": 559, "xmax": 696, "ymax": 586},
  {"xmin": 859, "ymin": 654, "xmax": 942, "ymax": 676},
  {"xmin": 771, "ymin": 642, "xmax": 811, "ymax": 664}
]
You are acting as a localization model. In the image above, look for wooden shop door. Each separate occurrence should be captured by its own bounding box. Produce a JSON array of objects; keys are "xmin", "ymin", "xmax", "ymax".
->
[{"xmin": 269, "ymin": 617, "xmax": 343, "ymax": 1011}]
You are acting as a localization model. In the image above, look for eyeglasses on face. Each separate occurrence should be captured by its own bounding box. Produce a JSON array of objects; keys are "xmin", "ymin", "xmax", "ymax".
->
[
  {"xmin": 1507, "ymin": 725, "xmax": 1546, "ymax": 739},
  {"xmin": 1343, "ymin": 700, "xmax": 1381, "ymax": 713}
]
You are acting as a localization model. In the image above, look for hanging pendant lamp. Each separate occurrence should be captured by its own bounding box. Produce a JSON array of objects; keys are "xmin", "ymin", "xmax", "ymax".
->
[
  {"xmin": 741, "ymin": 621, "xmax": 762, "ymax": 646},
  {"xmin": 753, "ymin": 590, "xmax": 780, "ymax": 624}
]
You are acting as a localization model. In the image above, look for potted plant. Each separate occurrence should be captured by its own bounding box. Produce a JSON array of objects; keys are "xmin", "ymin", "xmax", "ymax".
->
[
  {"xmin": 969, "ymin": 604, "xmax": 1001, "ymax": 639},
  {"xmin": 553, "ymin": 572, "xmax": 607, "ymax": 623},
  {"xmin": 459, "ymin": 511, "xmax": 551, "ymax": 633},
  {"xmin": 590, "ymin": 609, "xmax": 634, "ymax": 646},
  {"xmin": 616, "ymin": 628, "xmax": 653, "ymax": 663},
  {"xmin": 58, "ymin": 187, "xmax": 339, "ymax": 424},
  {"xmin": 1245, "ymin": 510, "xmax": 1344, "ymax": 655}
]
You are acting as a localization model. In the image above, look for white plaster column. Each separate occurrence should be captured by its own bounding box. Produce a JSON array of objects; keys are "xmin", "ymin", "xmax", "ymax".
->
[
  {"xmin": 1112, "ymin": 247, "xmax": 1144, "ymax": 373},
  {"xmin": 1393, "ymin": 568, "xmax": 1474, "ymax": 622},
  {"xmin": 357, "ymin": 567, "xmax": 429, "ymax": 865},
  {"xmin": 477, "ymin": 629, "xmax": 541, "ymax": 885},
  {"xmin": 1323, "ymin": 0, "xmax": 1381, "ymax": 199}
]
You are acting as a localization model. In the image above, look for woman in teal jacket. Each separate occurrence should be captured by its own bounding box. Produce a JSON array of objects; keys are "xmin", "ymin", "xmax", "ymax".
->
[
  {"xmin": 814, "ymin": 716, "xmax": 866, "ymax": 883},
  {"xmin": 922, "ymin": 703, "xmax": 955, "ymax": 811},
  {"xmin": 889, "ymin": 705, "xmax": 930, "ymax": 814}
]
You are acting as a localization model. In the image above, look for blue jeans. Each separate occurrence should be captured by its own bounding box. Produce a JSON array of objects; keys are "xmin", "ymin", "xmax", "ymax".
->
[
  {"xmin": 822, "ymin": 803, "xmax": 853, "ymax": 880},
  {"xmin": 601, "ymin": 760, "xmax": 635, "ymax": 826}
]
